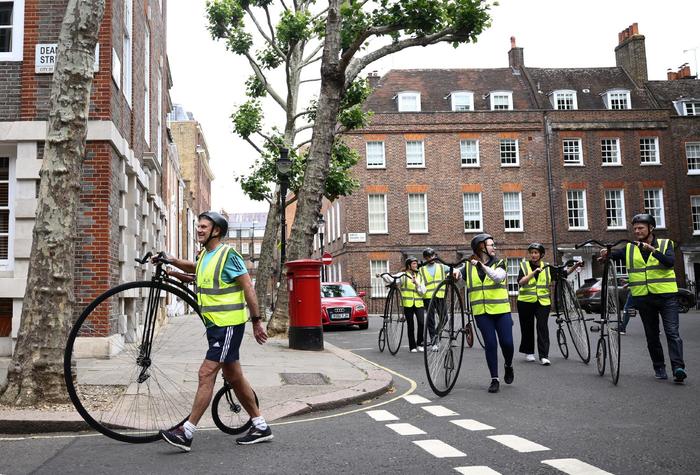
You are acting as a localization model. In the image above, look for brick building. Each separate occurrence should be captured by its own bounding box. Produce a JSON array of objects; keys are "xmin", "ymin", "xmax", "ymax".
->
[
  {"xmin": 0, "ymin": 0, "xmax": 174, "ymax": 355},
  {"xmin": 313, "ymin": 24, "xmax": 699, "ymax": 308},
  {"xmin": 226, "ymin": 211, "xmax": 267, "ymax": 281}
]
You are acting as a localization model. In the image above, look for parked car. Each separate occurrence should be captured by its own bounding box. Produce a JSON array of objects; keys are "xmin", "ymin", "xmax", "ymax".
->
[
  {"xmin": 575, "ymin": 277, "xmax": 696, "ymax": 314},
  {"xmin": 321, "ymin": 282, "xmax": 369, "ymax": 330}
]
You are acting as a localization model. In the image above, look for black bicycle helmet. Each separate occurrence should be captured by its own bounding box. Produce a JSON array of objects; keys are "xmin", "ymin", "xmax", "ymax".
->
[
  {"xmin": 527, "ymin": 242, "xmax": 545, "ymax": 256},
  {"xmin": 632, "ymin": 213, "xmax": 656, "ymax": 228},
  {"xmin": 405, "ymin": 256, "xmax": 419, "ymax": 268},
  {"xmin": 422, "ymin": 247, "xmax": 436, "ymax": 260},
  {"xmin": 470, "ymin": 233, "xmax": 493, "ymax": 253},
  {"xmin": 199, "ymin": 211, "xmax": 229, "ymax": 238}
]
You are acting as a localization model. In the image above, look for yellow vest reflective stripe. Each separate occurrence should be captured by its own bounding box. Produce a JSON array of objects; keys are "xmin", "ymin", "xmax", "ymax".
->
[
  {"xmin": 420, "ymin": 264, "xmax": 445, "ymax": 299},
  {"xmin": 467, "ymin": 259, "xmax": 510, "ymax": 315},
  {"xmin": 195, "ymin": 245, "xmax": 247, "ymax": 327},
  {"xmin": 401, "ymin": 273, "xmax": 424, "ymax": 308},
  {"xmin": 625, "ymin": 240, "xmax": 678, "ymax": 296},
  {"xmin": 517, "ymin": 260, "xmax": 551, "ymax": 305}
]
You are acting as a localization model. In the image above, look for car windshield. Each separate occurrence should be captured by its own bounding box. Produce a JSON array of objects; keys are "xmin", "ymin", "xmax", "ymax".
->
[{"xmin": 321, "ymin": 284, "xmax": 357, "ymax": 298}]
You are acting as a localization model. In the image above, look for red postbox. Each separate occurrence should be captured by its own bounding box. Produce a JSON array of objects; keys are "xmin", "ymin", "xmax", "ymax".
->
[{"xmin": 285, "ymin": 259, "xmax": 324, "ymax": 351}]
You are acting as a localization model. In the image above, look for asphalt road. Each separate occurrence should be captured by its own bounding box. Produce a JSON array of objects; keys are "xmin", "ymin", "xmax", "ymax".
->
[{"xmin": 1, "ymin": 311, "xmax": 698, "ymax": 474}]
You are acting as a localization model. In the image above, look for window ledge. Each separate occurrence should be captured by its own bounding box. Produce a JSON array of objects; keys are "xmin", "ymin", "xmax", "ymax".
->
[
  {"xmin": 368, "ymin": 232, "xmax": 389, "ymax": 235},
  {"xmin": 505, "ymin": 229, "xmax": 524, "ymax": 233},
  {"xmin": 409, "ymin": 231, "xmax": 429, "ymax": 234},
  {"xmin": 500, "ymin": 164, "xmax": 520, "ymax": 168},
  {"xmin": 602, "ymin": 163, "xmax": 622, "ymax": 167},
  {"xmin": 463, "ymin": 230, "xmax": 484, "ymax": 233},
  {"xmin": 568, "ymin": 228, "xmax": 590, "ymax": 231},
  {"xmin": 687, "ymin": 170, "xmax": 700, "ymax": 175},
  {"xmin": 366, "ymin": 166, "xmax": 386, "ymax": 170},
  {"xmin": 406, "ymin": 165, "xmax": 426, "ymax": 169},
  {"xmin": 606, "ymin": 227, "xmax": 627, "ymax": 231},
  {"xmin": 640, "ymin": 162, "xmax": 661, "ymax": 166},
  {"xmin": 461, "ymin": 165, "xmax": 481, "ymax": 168},
  {"xmin": 564, "ymin": 163, "xmax": 584, "ymax": 167}
]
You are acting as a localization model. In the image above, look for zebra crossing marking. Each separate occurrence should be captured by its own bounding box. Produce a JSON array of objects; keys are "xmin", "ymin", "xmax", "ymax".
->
[
  {"xmin": 422, "ymin": 405, "xmax": 459, "ymax": 417},
  {"xmin": 403, "ymin": 394, "xmax": 431, "ymax": 404},
  {"xmin": 487, "ymin": 435, "xmax": 550, "ymax": 453},
  {"xmin": 450, "ymin": 419, "xmax": 495, "ymax": 431},
  {"xmin": 385, "ymin": 423, "xmax": 426, "ymax": 436},
  {"xmin": 542, "ymin": 458, "xmax": 614, "ymax": 474},
  {"xmin": 454, "ymin": 466, "xmax": 502, "ymax": 475},
  {"xmin": 366, "ymin": 409, "xmax": 399, "ymax": 421},
  {"xmin": 413, "ymin": 439, "xmax": 466, "ymax": 458}
]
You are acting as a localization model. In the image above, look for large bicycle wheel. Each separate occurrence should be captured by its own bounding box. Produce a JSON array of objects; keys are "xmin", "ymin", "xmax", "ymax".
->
[
  {"xmin": 424, "ymin": 281, "xmax": 465, "ymax": 397},
  {"xmin": 605, "ymin": 264, "xmax": 622, "ymax": 385},
  {"xmin": 64, "ymin": 281, "xmax": 200, "ymax": 443},
  {"xmin": 561, "ymin": 280, "xmax": 591, "ymax": 363},
  {"xmin": 211, "ymin": 385, "xmax": 258, "ymax": 435},
  {"xmin": 385, "ymin": 287, "xmax": 404, "ymax": 356}
]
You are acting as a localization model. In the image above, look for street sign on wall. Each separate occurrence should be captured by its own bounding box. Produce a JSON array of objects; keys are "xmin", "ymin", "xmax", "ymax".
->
[
  {"xmin": 347, "ymin": 232, "xmax": 366, "ymax": 243},
  {"xmin": 35, "ymin": 43, "xmax": 100, "ymax": 74}
]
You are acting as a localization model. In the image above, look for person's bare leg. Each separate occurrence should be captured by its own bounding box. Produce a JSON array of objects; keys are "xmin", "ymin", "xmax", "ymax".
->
[
  {"xmin": 222, "ymin": 362, "xmax": 261, "ymax": 418},
  {"xmin": 188, "ymin": 359, "xmax": 221, "ymax": 425}
]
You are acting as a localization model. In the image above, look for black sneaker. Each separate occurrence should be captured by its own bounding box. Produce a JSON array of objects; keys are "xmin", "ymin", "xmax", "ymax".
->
[
  {"xmin": 160, "ymin": 427, "xmax": 192, "ymax": 452},
  {"xmin": 488, "ymin": 379, "xmax": 500, "ymax": 393},
  {"xmin": 504, "ymin": 365, "xmax": 514, "ymax": 384},
  {"xmin": 673, "ymin": 367, "xmax": 687, "ymax": 384},
  {"xmin": 236, "ymin": 425, "xmax": 273, "ymax": 445},
  {"xmin": 654, "ymin": 367, "xmax": 668, "ymax": 380}
]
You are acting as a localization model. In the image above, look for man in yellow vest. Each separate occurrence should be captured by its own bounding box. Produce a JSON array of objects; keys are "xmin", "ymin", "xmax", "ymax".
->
[
  {"xmin": 601, "ymin": 213, "xmax": 686, "ymax": 383},
  {"xmin": 420, "ymin": 248, "xmax": 447, "ymax": 350},
  {"xmin": 517, "ymin": 243, "xmax": 552, "ymax": 365},
  {"xmin": 159, "ymin": 211, "xmax": 272, "ymax": 451}
]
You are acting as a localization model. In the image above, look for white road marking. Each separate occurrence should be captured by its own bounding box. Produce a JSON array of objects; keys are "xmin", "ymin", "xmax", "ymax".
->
[
  {"xmin": 454, "ymin": 467, "xmax": 502, "ymax": 475},
  {"xmin": 403, "ymin": 394, "xmax": 431, "ymax": 404},
  {"xmin": 450, "ymin": 419, "xmax": 495, "ymax": 431},
  {"xmin": 413, "ymin": 439, "xmax": 466, "ymax": 458},
  {"xmin": 487, "ymin": 435, "xmax": 550, "ymax": 452},
  {"xmin": 542, "ymin": 458, "xmax": 614, "ymax": 475},
  {"xmin": 422, "ymin": 405, "xmax": 459, "ymax": 417},
  {"xmin": 385, "ymin": 423, "xmax": 426, "ymax": 435},
  {"xmin": 366, "ymin": 409, "xmax": 399, "ymax": 421}
]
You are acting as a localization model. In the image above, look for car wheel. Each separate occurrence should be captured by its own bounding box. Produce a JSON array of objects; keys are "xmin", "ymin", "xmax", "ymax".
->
[{"xmin": 358, "ymin": 322, "xmax": 368, "ymax": 330}]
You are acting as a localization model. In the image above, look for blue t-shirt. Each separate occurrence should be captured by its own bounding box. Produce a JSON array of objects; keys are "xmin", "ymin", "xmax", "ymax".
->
[{"xmin": 198, "ymin": 244, "xmax": 247, "ymax": 284}]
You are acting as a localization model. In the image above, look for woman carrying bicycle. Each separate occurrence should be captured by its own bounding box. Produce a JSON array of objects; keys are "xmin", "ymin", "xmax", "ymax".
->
[
  {"xmin": 458, "ymin": 234, "xmax": 514, "ymax": 393},
  {"xmin": 402, "ymin": 256, "xmax": 427, "ymax": 352},
  {"xmin": 517, "ymin": 243, "xmax": 552, "ymax": 366}
]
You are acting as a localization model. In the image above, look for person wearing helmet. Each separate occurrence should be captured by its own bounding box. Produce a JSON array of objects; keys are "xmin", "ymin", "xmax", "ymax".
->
[
  {"xmin": 517, "ymin": 243, "xmax": 552, "ymax": 365},
  {"xmin": 458, "ymin": 233, "xmax": 514, "ymax": 393},
  {"xmin": 158, "ymin": 212, "xmax": 273, "ymax": 450},
  {"xmin": 401, "ymin": 256, "xmax": 427, "ymax": 352},
  {"xmin": 601, "ymin": 213, "xmax": 686, "ymax": 383},
  {"xmin": 420, "ymin": 248, "xmax": 448, "ymax": 349}
]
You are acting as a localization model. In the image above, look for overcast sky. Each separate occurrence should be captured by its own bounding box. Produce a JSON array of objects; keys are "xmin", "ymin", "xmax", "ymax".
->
[{"xmin": 167, "ymin": 0, "xmax": 700, "ymax": 214}]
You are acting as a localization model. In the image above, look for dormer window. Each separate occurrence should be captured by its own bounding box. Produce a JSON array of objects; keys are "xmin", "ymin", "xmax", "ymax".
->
[
  {"xmin": 551, "ymin": 90, "xmax": 578, "ymax": 110},
  {"xmin": 490, "ymin": 91, "xmax": 513, "ymax": 110},
  {"xmin": 397, "ymin": 91, "xmax": 421, "ymax": 112},
  {"xmin": 450, "ymin": 91, "xmax": 474, "ymax": 111},
  {"xmin": 673, "ymin": 99, "xmax": 700, "ymax": 116},
  {"xmin": 604, "ymin": 89, "xmax": 631, "ymax": 110}
]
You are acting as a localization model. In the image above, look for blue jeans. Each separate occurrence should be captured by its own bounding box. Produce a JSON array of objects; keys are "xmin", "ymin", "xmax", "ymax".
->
[
  {"xmin": 634, "ymin": 294, "xmax": 685, "ymax": 371},
  {"xmin": 475, "ymin": 312, "xmax": 514, "ymax": 379}
]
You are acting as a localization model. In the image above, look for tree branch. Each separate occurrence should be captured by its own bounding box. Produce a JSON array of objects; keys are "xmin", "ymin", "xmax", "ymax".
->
[
  {"xmin": 294, "ymin": 139, "xmax": 312, "ymax": 150},
  {"xmin": 245, "ymin": 6, "xmax": 285, "ymax": 58},
  {"xmin": 292, "ymin": 109, "xmax": 312, "ymax": 121},
  {"xmin": 244, "ymin": 52, "xmax": 287, "ymax": 110},
  {"xmin": 262, "ymin": 5, "xmax": 277, "ymax": 45},
  {"xmin": 243, "ymin": 136, "xmax": 265, "ymax": 156},
  {"xmin": 294, "ymin": 123, "xmax": 314, "ymax": 134},
  {"xmin": 299, "ymin": 77, "xmax": 321, "ymax": 84}
]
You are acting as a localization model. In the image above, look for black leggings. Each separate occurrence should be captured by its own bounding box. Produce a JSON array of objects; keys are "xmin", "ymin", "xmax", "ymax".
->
[
  {"xmin": 517, "ymin": 301, "xmax": 551, "ymax": 358},
  {"xmin": 404, "ymin": 306, "xmax": 425, "ymax": 350}
]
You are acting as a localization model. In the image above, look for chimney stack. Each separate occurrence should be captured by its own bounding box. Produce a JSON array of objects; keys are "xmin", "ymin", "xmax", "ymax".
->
[
  {"xmin": 508, "ymin": 36, "xmax": 524, "ymax": 69},
  {"xmin": 667, "ymin": 64, "xmax": 694, "ymax": 80},
  {"xmin": 615, "ymin": 23, "xmax": 648, "ymax": 87},
  {"xmin": 367, "ymin": 70, "xmax": 380, "ymax": 89}
]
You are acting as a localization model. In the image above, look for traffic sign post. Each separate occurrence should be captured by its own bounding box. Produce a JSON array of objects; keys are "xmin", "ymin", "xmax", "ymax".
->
[{"xmin": 321, "ymin": 252, "xmax": 332, "ymax": 281}]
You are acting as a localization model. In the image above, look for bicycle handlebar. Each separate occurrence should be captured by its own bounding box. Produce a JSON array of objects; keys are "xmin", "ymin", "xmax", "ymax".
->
[
  {"xmin": 430, "ymin": 256, "xmax": 470, "ymax": 269},
  {"xmin": 543, "ymin": 259, "xmax": 580, "ymax": 271},
  {"xmin": 376, "ymin": 272, "xmax": 406, "ymax": 283},
  {"xmin": 135, "ymin": 251, "xmax": 172, "ymax": 266},
  {"xmin": 575, "ymin": 238, "xmax": 634, "ymax": 250}
]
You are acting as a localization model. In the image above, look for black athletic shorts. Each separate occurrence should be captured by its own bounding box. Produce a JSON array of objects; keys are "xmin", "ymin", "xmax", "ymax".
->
[{"xmin": 205, "ymin": 323, "xmax": 245, "ymax": 363}]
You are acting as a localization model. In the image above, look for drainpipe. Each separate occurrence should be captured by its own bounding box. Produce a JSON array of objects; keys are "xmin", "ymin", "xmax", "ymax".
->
[{"xmin": 544, "ymin": 113, "xmax": 559, "ymax": 265}]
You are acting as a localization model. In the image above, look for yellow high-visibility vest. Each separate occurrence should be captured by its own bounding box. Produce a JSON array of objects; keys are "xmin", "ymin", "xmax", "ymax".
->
[
  {"xmin": 420, "ymin": 264, "xmax": 446, "ymax": 299},
  {"xmin": 467, "ymin": 259, "xmax": 510, "ymax": 315},
  {"xmin": 517, "ymin": 260, "xmax": 551, "ymax": 305},
  {"xmin": 401, "ymin": 272, "xmax": 424, "ymax": 308},
  {"xmin": 625, "ymin": 240, "xmax": 678, "ymax": 296},
  {"xmin": 195, "ymin": 244, "xmax": 247, "ymax": 327}
]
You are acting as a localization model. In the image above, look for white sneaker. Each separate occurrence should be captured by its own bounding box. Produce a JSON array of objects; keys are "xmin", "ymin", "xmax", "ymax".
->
[
  {"xmin": 410, "ymin": 348, "xmax": 418, "ymax": 353},
  {"xmin": 418, "ymin": 346, "xmax": 425, "ymax": 352},
  {"xmin": 526, "ymin": 354, "xmax": 536, "ymax": 362},
  {"xmin": 431, "ymin": 345, "xmax": 439, "ymax": 352},
  {"xmin": 540, "ymin": 357, "xmax": 551, "ymax": 366}
]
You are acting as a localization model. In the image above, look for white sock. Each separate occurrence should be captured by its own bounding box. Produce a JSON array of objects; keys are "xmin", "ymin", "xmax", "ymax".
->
[
  {"xmin": 252, "ymin": 416, "xmax": 268, "ymax": 430},
  {"xmin": 183, "ymin": 420, "xmax": 197, "ymax": 439}
]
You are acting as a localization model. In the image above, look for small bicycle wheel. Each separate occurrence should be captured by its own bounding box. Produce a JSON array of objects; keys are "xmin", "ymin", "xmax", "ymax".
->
[
  {"xmin": 385, "ymin": 287, "xmax": 404, "ymax": 356},
  {"xmin": 64, "ymin": 281, "xmax": 199, "ymax": 443},
  {"xmin": 211, "ymin": 385, "xmax": 258, "ymax": 435},
  {"xmin": 424, "ymin": 281, "xmax": 465, "ymax": 397},
  {"xmin": 377, "ymin": 326, "xmax": 386, "ymax": 352},
  {"xmin": 605, "ymin": 264, "xmax": 622, "ymax": 385},
  {"xmin": 561, "ymin": 280, "xmax": 591, "ymax": 364},
  {"xmin": 465, "ymin": 322, "xmax": 474, "ymax": 348},
  {"xmin": 596, "ymin": 338, "xmax": 607, "ymax": 376},
  {"xmin": 557, "ymin": 326, "xmax": 569, "ymax": 359}
]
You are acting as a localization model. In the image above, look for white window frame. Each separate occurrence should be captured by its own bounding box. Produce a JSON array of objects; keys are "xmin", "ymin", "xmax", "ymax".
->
[
  {"xmin": 335, "ymin": 201, "xmax": 341, "ymax": 239},
  {"xmin": 397, "ymin": 91, "xmax": 421, "ymax": 112},
  {"xmin": 405, "ymin": 140, "xmax": 425, "ymax": 168},
  {"xmin": 643, "ymin": 188, "xmax": 666, "ymax": 229},
  {"xmin": 123, "ymin": 0, "xmax": 133, "ymax": 107},
  {"xmin": 503, "ymin": 192, "xmax": 523, "ymax": 232},
  {"xmin": 604, "ymin": 189, "xmax": 626, "ymax": 230},
  {"xmin": 462, "ymin": 192, "xmax": 483, "ymax": 232},
  {"xmin": 144, "ymin": 26, "xmax": 151, "ymax": 145},
  {"xmin": 254, "ymin": 242, "xmax": 261, "ymax": 255},
  {"xmin": 157, "ymin": 67, "xmax": 162, "ymax": 163},
  {"xmin": 601, "ymin": 138, "xmax": 621, "ymax": 166},
  {"xmin": 691, "ymin": 196, "xmax": 700, "ymax": 235},
  {"xmin": 328, "ymin": 206, "xmax": 335, "ymax": 242},
  {"xmin": 506, "ymin": 258, "xmax": 520, "ymax": 295},
  {"xmin": 563, "ymin": 138, "xmax": 583, "ymax": 165},
  {"xmin": 552, "ymin": 90, "xmax": 578, "ymax": 110},
  {"xmin": 639, "ymin": 137, "xmax": 660, "ymax": 165},
  {"xmin": 451, "ymin": 91, "xmax": 474, "ymax": 111},
  {"xmin": 490, "ymin": 91, "xmax": 513, "ymax": 110},
  {"xmin": 460, "ymin": 139, "xmax": 480, "ymax": 167},
  {"xmin": 0, "ymin": 0, "xmax": 24, "ymax": 61},
  {"xmin": 686, "ymin": 142, "xmax": 700, "ymax": 175},
  {"xmin": 566, "ymin": 190, "xmax": 588, "ymax": 230},
  {"xmin": 241, "ymin": 242, "xmax": 249, "ymax": 255},
  {"xmin": 367, "ymin": 194, "xmax": 388, "ymax": 234},
  {"xmin": 614, "ymin": 259, "xmax": 628, "ymax": 277},
  {"xmin": 674, "ymin": 100, "xmax": 700, "ymax": 116},
  {"xmin": 0, "ymin": 155, "xmax": 15, "ymax": 270},
  {"xmin": 365, "ymin": 141, "xmax": 385, "ymax": 168},
  {"xmin": 407, "ymin": 193, "xmax": 428, "ymax": 233},
  {"xmin": 500, "ymin": 139, "xmax": 519, "ymax": 167},
  {"xmin": 370, "ymin": 260, "xmax": 390, "ymax": 298},
  {"xmin": 604, "ymin": 89, "xmax": 631, "ymax": 110}
]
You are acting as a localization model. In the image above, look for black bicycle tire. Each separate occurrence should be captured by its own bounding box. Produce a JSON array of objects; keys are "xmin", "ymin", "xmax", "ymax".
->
[
  {"xmin": 561, "ymin": 280, "xmax": 591, "ymax": 363},
  {"xmin": 424, "ymin": 281, "xmax": 465, "ymax": 397},
  {"xmin": 465, "ymin": 322, "xmax": 474, "ymax": 348},
  {"xmin": 64, "ymin": 280, "xmax": 200, "ymax": 443},
  {"xmin": 386, "ymin": 287, "xmax": 404, "ymax": 356},
  {"xmin": 211, "ymin": 386, "xmax": 259, "ymax": 435},
  {"xmin": 557, "ymin": 327, "xmax": 569, "ymax": 359},
  {"xmin": 605, "ymin": 264, "xmax": 622, "ymax": 385},
  {"xmin": 596, "ymin": 338, "xmax": 606, "ymax": 376},
  {"xmin": 377, "ymin": 326, "xmax": 386, "ymax": 352}
]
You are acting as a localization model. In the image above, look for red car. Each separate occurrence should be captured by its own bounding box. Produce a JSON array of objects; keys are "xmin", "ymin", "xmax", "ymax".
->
[{"xmin": 321, "ymin": 282, "xmax": 369, "ymax": 330}]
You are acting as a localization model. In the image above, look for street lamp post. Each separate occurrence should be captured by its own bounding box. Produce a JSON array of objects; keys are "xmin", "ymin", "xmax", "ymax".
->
[
  {"xmin": 277, "ymin": 148, "xmax": 292, "ymax": 276},
  {"xmin": 250, "ymin": 220, "xmax": 258, "ymax": 263},
  {"xmin": 317, "ymin": 214, "xmax": 326, "ymax": 282}
]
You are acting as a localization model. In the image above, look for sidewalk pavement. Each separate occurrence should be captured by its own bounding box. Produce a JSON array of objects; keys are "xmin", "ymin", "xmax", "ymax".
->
[{"xmin": 0, "ymin": 316, "xmax": 392, "ymax": 434}]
